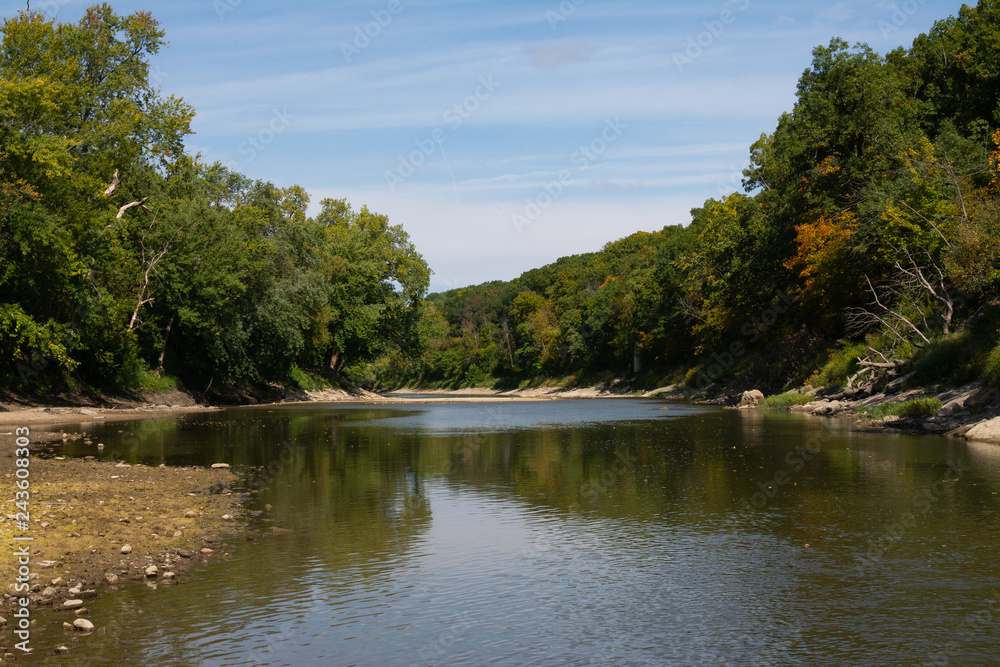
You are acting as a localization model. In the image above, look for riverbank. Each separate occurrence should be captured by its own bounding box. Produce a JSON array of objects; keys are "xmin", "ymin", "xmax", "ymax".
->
[{"xmin": 0, "ymin": 447, "xmax": 248, "ymax": 656}]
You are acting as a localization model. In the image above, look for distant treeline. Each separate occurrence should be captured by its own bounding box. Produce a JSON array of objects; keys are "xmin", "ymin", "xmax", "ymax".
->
[
  {"xmin": 376, "ymin": 1, "xmax": 1000, "ymax": 393},
  {"xmin": 1, "ymin": 7, "xmax": 428, "ymax": 397}
]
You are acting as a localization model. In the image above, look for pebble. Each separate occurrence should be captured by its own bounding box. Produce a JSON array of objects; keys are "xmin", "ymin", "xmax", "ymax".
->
[
  {"xmin": 221, "ymin": 514, "xmax": 235, "ymax": 521},
  {"xmin": 200, "ymin": 548, "xmax": 214, "ymax": 555},
  {"xmin": 68, "ymin": 587, "xmax": 81, "ymax": 596},
  {"xmin": 144, "ymin": 565, "xmax": 158, "ymax": 578},
  {"xmin": 74, "ymin": 608, "xmax": 89, "ymax": 616},
  {"xmin": 211, "ymin": 463, "xmax": 231, "ymax": 469},
  {"xmin": 55, "ymin": 645, "xmax": 70, "ymax": 654},
  {"xmin": 73, "ymin": 618, "xmax": 95, "ymax": 631},
  {"xmin": 174, "ymin": 548, "xmax": 194, "ymax": 559},
  {"xmin": 184, "ymin": 510, "xmax": 198, "ymax": 518},
  {"xmin": 41, "ymin": 587, "xmax": 57, "ymax": 599},
  {"xmin": 163, "ymin": 572, "xmax": 175, "ymax": 580},
  {"xmin": 63, "ymin": 600, "xmax": 84, "ymax": 609},
  {"xmin": 105, "ymin": 573, "xmax": 119, "ymax": 585},
  {"xmin": 120, "ymin": 544, "xmax": 132, "ymax": 555},
  {"xmin": 51, "ymin": 577, "xmax": 65, "ymax": 586}
]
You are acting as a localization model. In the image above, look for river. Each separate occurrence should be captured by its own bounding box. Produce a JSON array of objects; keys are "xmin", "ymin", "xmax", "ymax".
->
[{"xmin": 24, "ymin": 398, "xmax": 1000, "ymax": 665}]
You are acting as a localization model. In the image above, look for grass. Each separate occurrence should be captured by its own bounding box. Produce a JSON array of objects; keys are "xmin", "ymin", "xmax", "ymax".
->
[
  {"xmin": 288, "ymin": 366, "xmax": 334, "ymax": 392},
  {"xmin": 760, "ymin": 391, "xmax": 814, "ymax": 408},
  {"xmin": 857, "ymin": 397, "xmax": 943, "ymax": 421},
  {"xmin": 134, "ymin": 369, "xmax": 180, "ymax": 393}
]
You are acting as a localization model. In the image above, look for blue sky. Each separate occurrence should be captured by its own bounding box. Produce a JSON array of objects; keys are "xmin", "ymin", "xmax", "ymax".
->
[{"xmin": 4, "ymin": 0, "xmax": 965, "ymax": 292}]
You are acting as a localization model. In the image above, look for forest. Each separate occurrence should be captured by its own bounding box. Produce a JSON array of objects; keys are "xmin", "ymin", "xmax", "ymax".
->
[
  {"xmin": 5, "ymin": 2, "xmax": 1000, "ymax": 401},
  {"xmin": 374, "ymin": 1, "xmax": 1000, "ymax": 396},
  {"xmin": 0, "ymin": 6, "xmax": 429, "ymax": 400}
]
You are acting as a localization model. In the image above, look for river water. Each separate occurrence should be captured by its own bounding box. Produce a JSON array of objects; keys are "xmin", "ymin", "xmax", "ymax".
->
[{"xmin": 23, "ymin": 398, "xmax": 1000, "ymax": 665}]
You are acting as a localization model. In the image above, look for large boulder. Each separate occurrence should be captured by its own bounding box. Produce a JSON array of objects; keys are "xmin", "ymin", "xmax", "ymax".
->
[
  {"xmin": 965, "ymin": 416, "xmax": 1000, "ymax": 443},
  {"xmin": 737, "ymin": 390, "xmax": 765, "ymax": 409}
]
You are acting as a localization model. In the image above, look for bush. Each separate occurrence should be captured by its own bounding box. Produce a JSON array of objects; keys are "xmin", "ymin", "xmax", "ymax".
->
[
  {"xmin": 134, "ymin": 369, "xmax": 180, "ymax": 393},
  {"xmin": 982, "ymin": 340, "xmax": 1000, "ymax": 388},
  {"xmin": 858, "ymin": 397, "xmax": 942, "ymax": 420},
  {"xmin": 464, "ymin": 364, "xmax": 489, "ymax": 387},
  {"xmin": 808, "ymin": 342, "xmax": 868, "ymax": 389},
  {"xmin": 289, "ymin": 365, "xmax": 333, "ymax": 392},
  {"xmin": 761, "ymin": 392, "xmax": 813, "ymax": 408}
]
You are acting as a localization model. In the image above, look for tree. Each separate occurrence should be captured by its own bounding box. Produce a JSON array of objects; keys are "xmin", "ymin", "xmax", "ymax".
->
[{"xmin": 313, "ymin": 199, "xmax": 430, "ymax": 378}]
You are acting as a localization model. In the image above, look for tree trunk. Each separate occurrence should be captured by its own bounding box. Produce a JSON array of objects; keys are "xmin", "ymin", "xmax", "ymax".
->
[{"xmin": 155, "ymin": 313, "xmax": 175, "ymax": 375}]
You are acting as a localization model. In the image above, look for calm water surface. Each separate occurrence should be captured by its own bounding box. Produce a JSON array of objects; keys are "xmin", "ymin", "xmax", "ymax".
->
[{"xmin": 24, "ymin": 399, "xmax": 1000, "ymax": 665}]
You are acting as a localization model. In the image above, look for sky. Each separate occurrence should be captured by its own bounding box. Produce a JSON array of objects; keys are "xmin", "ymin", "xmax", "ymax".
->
[{"xmin": 2, "ymin": 0, "xmax": 968, "ymax": 292}]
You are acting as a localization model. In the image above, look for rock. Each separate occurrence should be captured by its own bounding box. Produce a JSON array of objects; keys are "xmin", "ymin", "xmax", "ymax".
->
[
  {"xmin": 200, "ymin": 548, "xmax": 214, "ymax": 555},
  {"xmin": 211, "ymin": 463, "xmax": 230, "ymax": 469},
  {"xmin": 174, "ymin": 548, "xmax": 194, "ymax": 559},
  {"xmin": 41, "ymin": 587, "xmax": 57, "ymax": 599},
  {"xmin": 63, "ymin": 599, "xmax": 84, "ymax": 609},
  {"xmin": 51, "ymin": 577, "xmax": 65, "ymax": 586},
  {"xmin": 55, "ymin": 645, "xmax": 70, "ymax": 654},
  {"xmin": 120, "ymin": 544, "xmax": 133, "ymax": 554},
  {"xmin": 37, "ymin": 560, "xmax": 58, "ymax": 569},
  {"xmin": 965, "ymin": 416, "xmax": 1000, "ymax": 443},
  {"xmin": 737, "ymin": 390, "xmax": 765, "ymax": 409},
  {"xmin": 184, "ymin": 510, "xmax": 198, "ymax": 518},
  {"xmin": 74, "ymin": 608, "xmax": 89, "ymax": 616},
  {"xmin": 68, "ymin": 587, "xmax": 81, "ymax": 596},
  {"xmin": 63, "ymin": 622, "xmax": 74, "ymax": 629},
  {"xmin": 144, "ymin": 565, "xmax": 158, "ymax": 578},
  {"xmin": 105, "ymin": 573, "xmax": 119, "ymax": 585},
  {"xmin": 73, "ymin": 618, "xmax": 95, "ymax": 631},
  {"xmin": 264, "ymin": 504, "xmax": 272, "ymax": 511},
  {"xmin": 163, "ymin": 571, "xmax": 175, "ymax": 580},
  {"xmin": 221, "ymin": 514, "xmax": 235, "ymax": 521},
  {"xmin": 80, "ymin": 589, "xmax": 98, "ymax": 599}
]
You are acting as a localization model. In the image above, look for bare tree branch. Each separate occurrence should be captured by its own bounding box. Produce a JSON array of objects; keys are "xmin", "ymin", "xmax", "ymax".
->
[
  {"xmin": 117, "ymin": 197, "xmax": 150, "ymax": 219},
  {"xmin": 103, "ymin": 169, "xmax": 120, "ymax": 197}
]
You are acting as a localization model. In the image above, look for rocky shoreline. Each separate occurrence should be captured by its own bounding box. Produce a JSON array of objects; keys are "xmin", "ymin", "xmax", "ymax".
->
[
  {"xmin": 0, "ymin": 452, "xmax": 249, "ymax": 658},
  {"xmin": 702, "ymin": 381, "xmax": 1000, "ymax": 442}
]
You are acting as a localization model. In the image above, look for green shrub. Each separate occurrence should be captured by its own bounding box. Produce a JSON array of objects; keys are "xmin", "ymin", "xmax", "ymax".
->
[
  {"xmin": 808, "ymin": 342, "xmax": 868, "ymax": 389},
  {"xmin": 134, "ymin": 369, "xmax": 180, "ymax": 393},
  {"xmin": 288, "ymin": 365, "xmax": 332, "ymax": 392},
  {"xmin": 761, "ymin": 392, "xmax": 813, "ymax": 408},
  {"xmin": 982, "ymin": 340, "xmax": 1000, "ymax": 388},
  {"xmin": 858, "ymin": 397, "xmax": 942, "ymax": 420}
]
